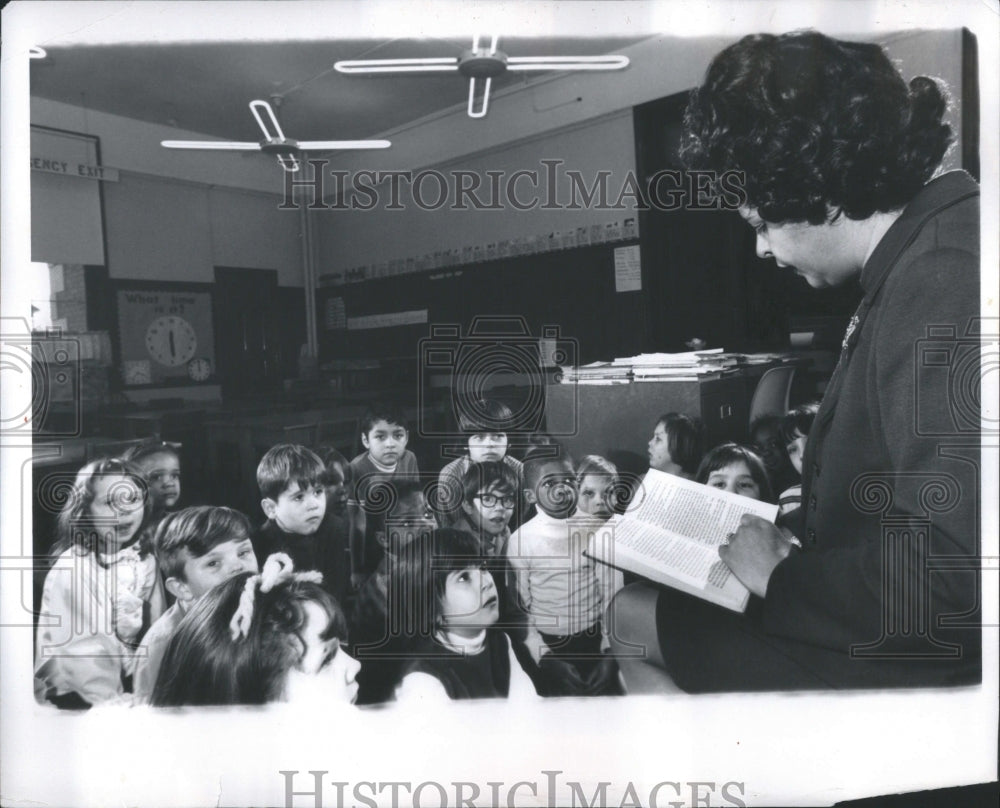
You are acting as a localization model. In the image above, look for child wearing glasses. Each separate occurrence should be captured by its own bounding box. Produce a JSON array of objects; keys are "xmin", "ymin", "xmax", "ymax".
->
[{"xmin": 507, "ymin": 448, "xmax": 619, "ymax": 696}]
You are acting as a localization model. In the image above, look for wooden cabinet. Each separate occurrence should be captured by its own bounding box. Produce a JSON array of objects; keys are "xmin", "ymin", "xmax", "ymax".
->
[{"xmin": 544, "ymin": 376, "xmax": 749, "ymax": 477}]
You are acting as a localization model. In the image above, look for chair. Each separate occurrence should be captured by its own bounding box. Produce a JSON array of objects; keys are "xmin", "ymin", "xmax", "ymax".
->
[{"xmin": 748, "ymin": 365, "xmax": 797, "ymax": 430}]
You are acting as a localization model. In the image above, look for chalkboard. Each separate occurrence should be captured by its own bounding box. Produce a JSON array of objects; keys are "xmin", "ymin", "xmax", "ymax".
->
[{"xmin": 316, "ymin": 242, "xmax": 649, "ymax": 365}]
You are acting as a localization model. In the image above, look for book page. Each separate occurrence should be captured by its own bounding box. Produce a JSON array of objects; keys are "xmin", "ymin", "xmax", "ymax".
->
[
  {"xmin": 605, "ymin": 517, "xmax": 719, "ymax": 587},
  {"xmin": 626, "ymin": 467, "xmax": 778, "ymax": 547}
]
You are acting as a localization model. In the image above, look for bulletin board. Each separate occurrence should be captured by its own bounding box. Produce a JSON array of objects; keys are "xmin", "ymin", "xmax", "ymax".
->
[{"xmin": 113, "ymin": 280, "xmax": 217, "ymax": 386}]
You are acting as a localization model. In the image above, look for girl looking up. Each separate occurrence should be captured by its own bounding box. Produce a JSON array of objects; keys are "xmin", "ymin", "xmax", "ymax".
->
[{"xmin": 392, "ymin": 528, "xmax": 537, "ymax": 702}]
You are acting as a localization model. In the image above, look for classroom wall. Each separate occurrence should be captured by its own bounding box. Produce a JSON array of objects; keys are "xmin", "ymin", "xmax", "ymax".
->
[
  {"xmin": 102, "ymin": 176, "xmax": 304, "ymax": 286},
  {"xmin": 882, "ymin": 28, "xmax": 965, "ymax": 170},
  {"xmin": 309, "ymin": 111, "xmax": 638, "ymax": 274},
  {"xmin": 30, "ymin": 97, "xmax": 305, "ymax": 286},
  {"xmin": 30, "ymin": 98, "xmax": 308, "ymax": 402}
]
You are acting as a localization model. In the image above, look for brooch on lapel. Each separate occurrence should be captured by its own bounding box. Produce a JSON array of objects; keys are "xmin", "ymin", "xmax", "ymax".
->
[{"xmin": 841, "ymin": 313, "xmax": 860, "ymax": 354}]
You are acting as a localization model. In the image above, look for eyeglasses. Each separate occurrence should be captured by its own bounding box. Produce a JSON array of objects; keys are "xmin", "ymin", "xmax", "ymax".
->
[{"xmin": 475, "ymin": 493, "xmax": 517, "ymax": 509}]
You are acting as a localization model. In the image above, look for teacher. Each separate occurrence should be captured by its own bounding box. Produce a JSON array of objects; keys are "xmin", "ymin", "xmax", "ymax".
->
[{"xmin": 614, "ymin": 31, "xmax": 981, "ymax": 691}]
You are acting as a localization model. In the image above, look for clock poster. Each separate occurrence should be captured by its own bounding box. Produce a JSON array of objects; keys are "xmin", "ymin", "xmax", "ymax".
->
[{"xmin": 114, "ymin": 282, "xmax": 216, "ymax": 385}]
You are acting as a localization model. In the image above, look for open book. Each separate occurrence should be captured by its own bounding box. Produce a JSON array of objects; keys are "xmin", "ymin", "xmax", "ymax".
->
[{"xmin": 585, "ymin": 468, "xmax": 779, "ymax": 612}]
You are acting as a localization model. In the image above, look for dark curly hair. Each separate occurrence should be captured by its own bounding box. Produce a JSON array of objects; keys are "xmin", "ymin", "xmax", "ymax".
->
[
  {"xmin": 151, "ymin": 572, "xmax": 348, "ymax": 706},
  {"xmin": 680, "ymin": 31, "xmax": 953, "ymax": 224}
]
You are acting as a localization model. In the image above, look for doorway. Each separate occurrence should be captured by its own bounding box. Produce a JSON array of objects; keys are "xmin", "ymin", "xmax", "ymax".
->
[{"xmin": 213, "ymin": 266, "xmax": 284, "ymax": 400}]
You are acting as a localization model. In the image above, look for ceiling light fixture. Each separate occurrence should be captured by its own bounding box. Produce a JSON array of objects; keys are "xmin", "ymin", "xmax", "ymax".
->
[
  {"xmin": 160, "ymin": 97, "xmax": 390, "ymax": 173},
  {"xmin": 334, "ymin": 34, "xmax": 629, "ymax": 119}
]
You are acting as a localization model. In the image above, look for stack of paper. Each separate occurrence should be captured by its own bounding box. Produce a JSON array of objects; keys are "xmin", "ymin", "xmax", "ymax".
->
[{"xmin": 558, "ymin": 361, "xmax": 632, "ymax": 385}]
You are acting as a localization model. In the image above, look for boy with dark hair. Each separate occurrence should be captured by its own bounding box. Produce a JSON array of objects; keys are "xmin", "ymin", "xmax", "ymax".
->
[
  {"xmin": 133, "ymin": 506, "xmax": 259, "ymax": 701},
  {"xmin": 348, "ymin": 404, "xmax": 420, "ymax": 586},
  {"xmin": 254, "ymin": 444, "xmax": 328, "ymax": 573}
]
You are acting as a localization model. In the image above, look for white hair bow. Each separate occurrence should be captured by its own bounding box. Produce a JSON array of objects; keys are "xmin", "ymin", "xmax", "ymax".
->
[{"xmin": 228, "ymin": 553, "xmax": 324, "ymax": 641}]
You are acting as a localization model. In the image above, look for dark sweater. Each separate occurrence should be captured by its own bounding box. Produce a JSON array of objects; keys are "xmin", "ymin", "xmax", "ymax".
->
[
  {"xmin": 253, "ymin": 519, "xmax": 319, "ymax": 573},
  {"xmin": 401, "ymin": 631, "xmax": 511, "ymax": 700}
]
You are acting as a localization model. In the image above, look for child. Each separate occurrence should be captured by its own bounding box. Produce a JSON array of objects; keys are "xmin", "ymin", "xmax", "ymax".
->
[
  {"xmin": 316, "ymin": 445, "xmax": 351, "ymax": 519},
  {"xmin": 348, "ymin": 404, "xmax": 420, "ymax": 585},
  {"xmin": 647, "ymin": 413, "xmax": 704, "ymax": 479},
  {"xmin": 446, "ymin": 460, "xmax": 525, "ymax": 658},
  {"xmin": 778, "ymin": 402, "xmax": 820, "ymax": 516},
  {"xmin": 574, "ymin": 455, "xmax": 619, "ymax": 521},
  {"xmin": 392, "ymin": 528, "xmax": 537, "ymax": 702},
  {"xmin": 450, "ymin": 460, "xmax": 519, "ymax": 558},
  {"xmin": 437, "ymin": 397, "xmax": 523, "ymax": 525},
  {"xmin": 132, "ymin": 506, "xmax": 260, "ymax": 702},
  {"xmin": 313, "ymin": 445, "xmax": 353, "ymax": 604},
  {"xmin": 254, "ymin": 444, "xmax": 328, "ymax": 574},
  {"xmin": 749, "ymin": 414, "xmax": 797, "ymax": 496},
  {"xmin": 695, "ymin": 442, "xmax": 775, "ymax": 503},
  {"xmin": 35, "ymin": 458, "xmax": 166, "ymax": 707},
  {"xmin": 350, "ymin": 479, "xmax": 438, "ymax": 704},
  {"xmin": 574, "ymin": 454, "xmax": 626, "ymax": 622},
  {"xmin": 151, "ymin": 555, "xmax": 360, "ymax": 707},
  {"xmin": 508, "ymin": 449, "xmax": 618, "ymax": 696},
  {"xmin": 122, "ymin": 440, "xmax": 182, "ymax": 521}
]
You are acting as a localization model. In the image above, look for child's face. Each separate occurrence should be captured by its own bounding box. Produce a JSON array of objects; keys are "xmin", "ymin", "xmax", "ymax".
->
[
  {"xmin": 467, "ymin": 432, "xmax": 508, "ymax": 463},
  {"xmin": 647, "ymin": 422, "xmax": 674, "ymax": 472},
  {"xmin": 705, "ymin": 461, "xmax": 761, "ymax": 500},
  {"xmin": 577, "ymin": 473, "xmax": 617, "ymax": 519},
  {"xmin": 528, "ymin": 462, "xmax": 579, "ymax": 519},
  {"xmin": 264, "ymin": 480, "xmax": 327, "ymax": 535},
  {"xmin": 439, "ymin": 565, "xmax": 499, "ymax": 638},
  {"xmin": 284, "ymin": 600, "xmax": 360, "ymax": 705},
  {"xmin": 325, "ymin": 471, "xmax": 348, "ymax": 517},
  {"xmin": 384, "ymin": 493, "xmax": 437, "ymax": 552},
  {"xmin": 136, "ymin": 450, "xmax": 181, "ymax": 510},
  {"xmin": 461, "ymin": 483, "xmax": 516, "ymax": 538},
  {"xmin": 178, "ymin": 538, "xmax": 259, "ymax": 601},
  {"xmin": 362, "ymin": 420, "xmax": 408, "ymax": 467},
  {"xmin": 786, "ymin": 431, "xmax": 807, "ymax": 475},
  {"xmin": 88, "ymin": 473, "xmax": 146, "ymax": 550},
  {"xmin": 751, "ymin": 425, "xmax": 787, "ymax": 473}
]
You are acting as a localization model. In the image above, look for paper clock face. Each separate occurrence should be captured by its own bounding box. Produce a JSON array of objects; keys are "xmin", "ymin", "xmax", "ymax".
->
[
  {"xmin": 145, "ymin": 315, "xmax": 197, "ymax": 366},
  {"xmin": 116, "ymin": 285, "xmax": 215, "ymax": 385}
]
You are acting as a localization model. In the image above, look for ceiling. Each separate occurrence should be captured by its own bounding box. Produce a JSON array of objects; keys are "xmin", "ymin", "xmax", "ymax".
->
[{"xmin": 30, "ymin": 35, "xmax": 651, "ymax": 142}]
